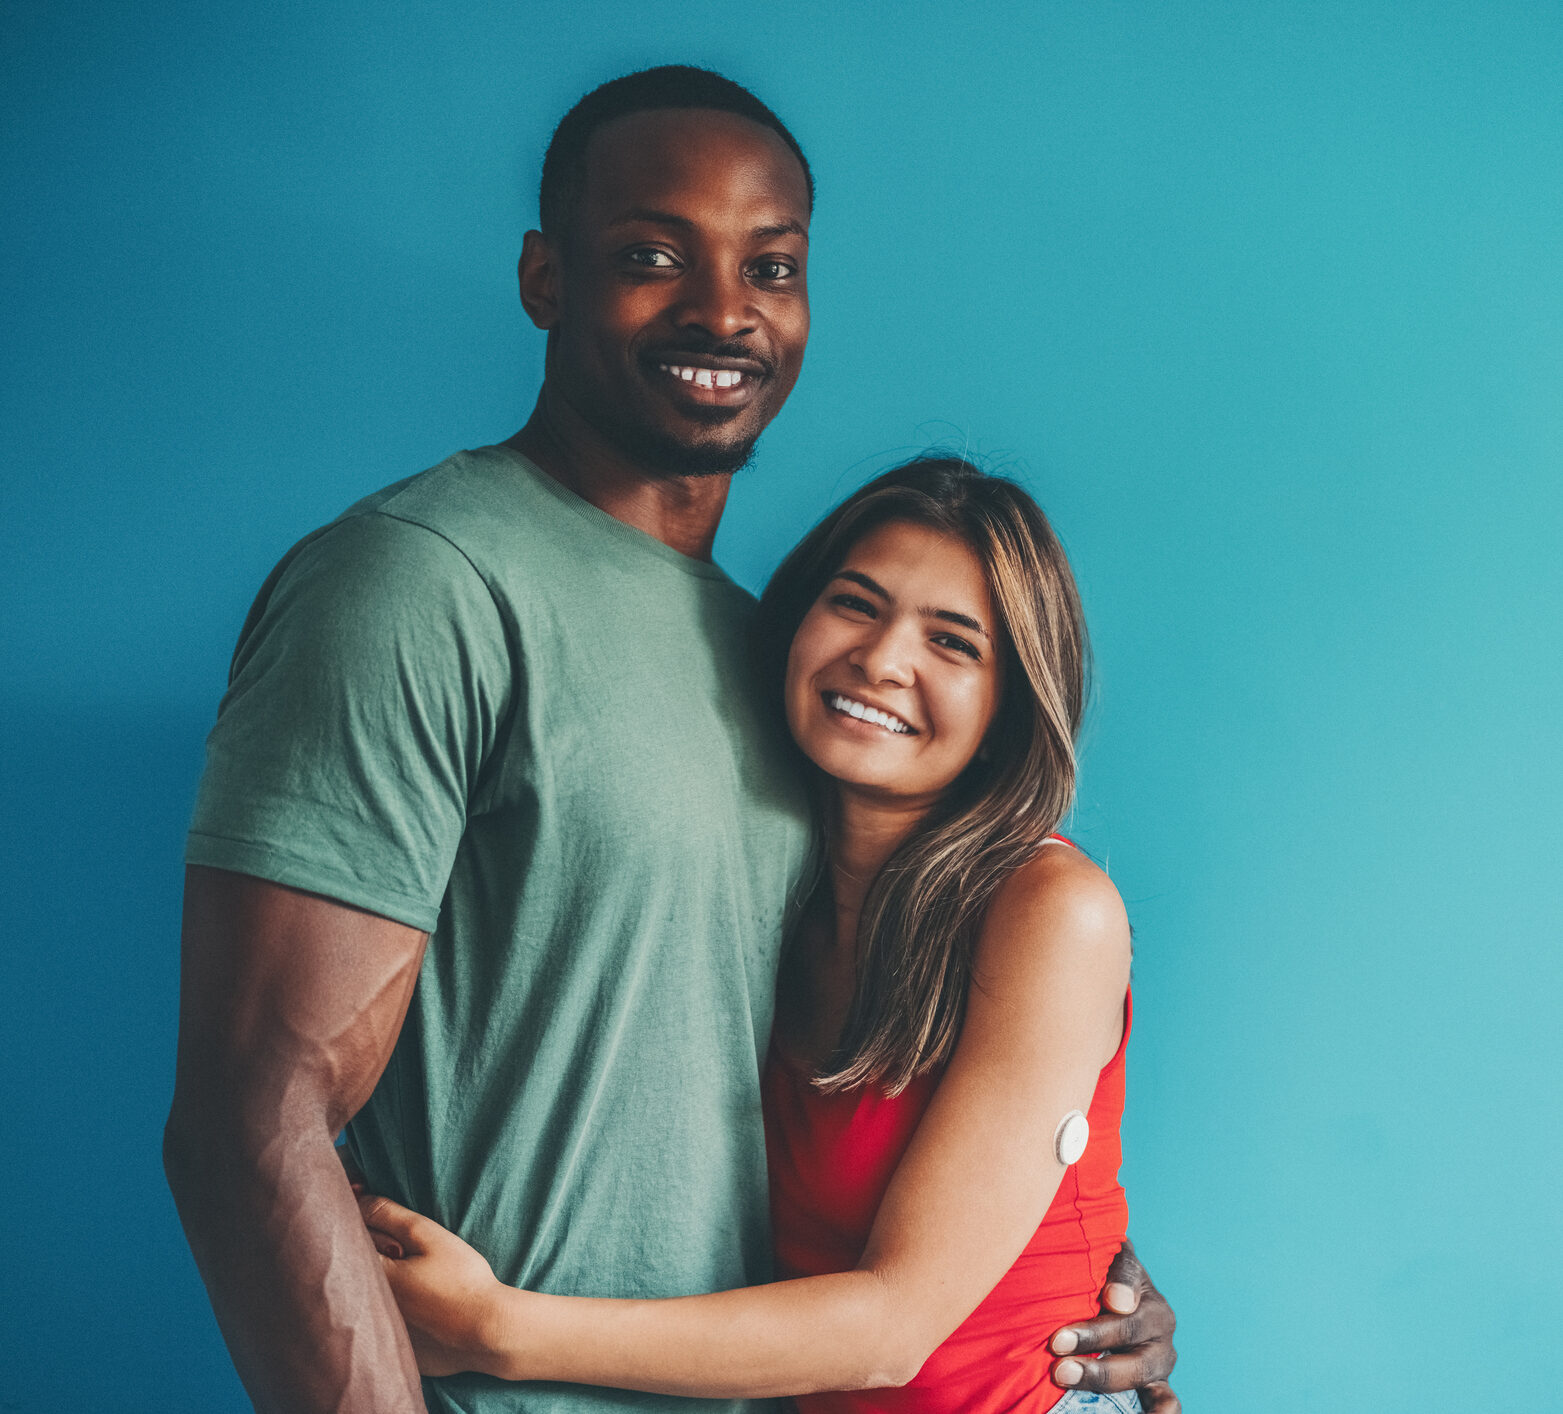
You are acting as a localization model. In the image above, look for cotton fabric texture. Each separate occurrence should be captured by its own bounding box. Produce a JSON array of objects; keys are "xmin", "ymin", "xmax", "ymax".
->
[{"xmin": 188, "ymin": 445, "xmax": 813, "ymax": 1412}]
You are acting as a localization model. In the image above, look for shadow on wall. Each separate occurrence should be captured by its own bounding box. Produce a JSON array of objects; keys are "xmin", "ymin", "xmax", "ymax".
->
[{"xmin": 0, "ymin": 699, "xmax": 248, "ymax": 1410}]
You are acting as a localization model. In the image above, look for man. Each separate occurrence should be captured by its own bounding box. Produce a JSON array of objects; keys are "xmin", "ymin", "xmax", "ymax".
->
[{"xmin": 163, "ymin": 66, "xmax": 1178, "ymax": 1413}]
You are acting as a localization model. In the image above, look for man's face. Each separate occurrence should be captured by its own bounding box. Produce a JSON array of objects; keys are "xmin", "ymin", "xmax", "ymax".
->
[{"xmin": 540, "ymin": 107, "xmax": 811, "ymax": 477}]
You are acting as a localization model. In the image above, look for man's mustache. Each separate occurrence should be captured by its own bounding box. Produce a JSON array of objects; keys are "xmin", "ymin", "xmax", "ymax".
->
[{"xmin": 643, "ymin": 339, "xmax": 774, "ymax": 377}]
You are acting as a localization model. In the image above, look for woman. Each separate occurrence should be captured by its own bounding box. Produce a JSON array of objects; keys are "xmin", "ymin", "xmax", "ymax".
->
[{"xmin": 358, "ymin": 458, "xmax": 1140, "ymax": 1413}]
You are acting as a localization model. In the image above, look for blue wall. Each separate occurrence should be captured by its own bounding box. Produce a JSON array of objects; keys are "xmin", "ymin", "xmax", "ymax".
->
[{"xmin": 4, "ymin": 3, "xmax": 1559, "ymax": 1409}]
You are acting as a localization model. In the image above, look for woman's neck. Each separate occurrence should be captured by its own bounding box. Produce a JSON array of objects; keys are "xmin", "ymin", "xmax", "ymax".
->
[{"xmin": 825, "ymin": 789, "xmax": 932, "ymax": 949}]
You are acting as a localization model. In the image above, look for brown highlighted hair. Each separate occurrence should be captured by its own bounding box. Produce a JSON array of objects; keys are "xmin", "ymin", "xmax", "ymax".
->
[{"xmin": 756, "ymin": 457, "xmax": 1090, "ymax": 1094}]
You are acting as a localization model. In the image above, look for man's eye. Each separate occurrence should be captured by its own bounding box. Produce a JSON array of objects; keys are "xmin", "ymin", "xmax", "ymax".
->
[
  {"xmin": 627, "ymin": 248, "xmax": 678, "ymax": 269},
  {"xmin": 752, "ymin": 259, "xmax": 796, "ymax": 281},
  {"xmin": 933, "ymin": 633, "xmax": 981, "ymax": 660}
]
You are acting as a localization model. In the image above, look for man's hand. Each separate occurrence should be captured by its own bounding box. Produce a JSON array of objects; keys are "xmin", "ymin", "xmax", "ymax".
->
[{"xmin": 1049, "ymin": 1239, "xmax": 1179, "ymax": 1413}]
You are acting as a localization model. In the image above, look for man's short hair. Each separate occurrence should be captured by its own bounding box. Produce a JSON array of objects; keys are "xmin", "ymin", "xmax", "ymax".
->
[{"xmin": 539, "ymin": 65, "xmax": 813, "ymax": 239}]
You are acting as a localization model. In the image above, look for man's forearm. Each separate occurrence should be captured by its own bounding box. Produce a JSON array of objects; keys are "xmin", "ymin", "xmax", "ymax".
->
[{"xmin": 164, "ymin": 1108, "xmax": 425, "ymax": 1414}]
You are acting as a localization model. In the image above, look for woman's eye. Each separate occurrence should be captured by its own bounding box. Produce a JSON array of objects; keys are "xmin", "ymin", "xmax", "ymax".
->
[
  {"xmin": 933, "ymin": 633, "xmax": 981, "ymax": 660},
  {"xmin": 829, "ymin": 593, "xmax": 875, "ymax": 616}
]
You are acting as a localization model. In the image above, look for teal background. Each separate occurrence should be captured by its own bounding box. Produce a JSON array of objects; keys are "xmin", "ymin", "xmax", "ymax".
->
[{"xmin": 4, "ymin": 2, "xmax": 1559, "ymax": 1410}]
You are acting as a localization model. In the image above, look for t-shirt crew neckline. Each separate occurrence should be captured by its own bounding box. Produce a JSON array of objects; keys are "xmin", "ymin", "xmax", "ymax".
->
[{"xmin": 484, "ymin": 442, "xmax": 733, "ymax": 582}]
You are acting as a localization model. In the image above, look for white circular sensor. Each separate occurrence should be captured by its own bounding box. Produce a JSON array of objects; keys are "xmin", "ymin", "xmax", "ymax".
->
[{"xmin": 1054, "ymin": 1109, "xmax": 1089, "ymax": 1166}]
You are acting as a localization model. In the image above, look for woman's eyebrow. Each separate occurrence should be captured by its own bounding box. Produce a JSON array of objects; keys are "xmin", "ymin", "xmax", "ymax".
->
[
  {"xmin": 924, "ymin": 606, "xmax": 990, "ymax": 641},
  {"xmin": 835, "ymin": 569, "xmax": 889, "ymax": 598},
  {"xmin": 835, "ymin": 570, "xmax": 989, "ymax": 641}
]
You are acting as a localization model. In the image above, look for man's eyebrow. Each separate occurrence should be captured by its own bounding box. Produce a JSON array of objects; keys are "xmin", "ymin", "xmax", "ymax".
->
[
  {"xmin": 753, "ymin": 219, "xmax": 809, "ymax": 242},
  {"xmin": 834, "ymin": 571, "xmax": 990, "ymax": 641},
  {"xmin": 608, "ymin": 207, "xmax": 694, "ymax": 230},
  {"xmin": 607, "ymin": 209, "xmax": 809, "ymax": 242}
]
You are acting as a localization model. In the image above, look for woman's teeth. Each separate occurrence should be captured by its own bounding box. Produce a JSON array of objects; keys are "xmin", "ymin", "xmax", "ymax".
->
[
  {"xmin": 827, "ymin": 693, "xmax": 913, "ymax": 735},
  {"xmin": 660, "ymin": 364, "xmax": 745, "ymax": 390}
]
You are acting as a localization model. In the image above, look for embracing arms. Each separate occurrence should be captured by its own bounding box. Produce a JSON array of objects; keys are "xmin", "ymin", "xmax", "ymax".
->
[
  {"xmin": 365, "ymin": 848, "xmax": 1159, "ymax": 1399},
  {"xmin": 163, "ymin": 866, "xmax": 429, "ymax": 1414}
]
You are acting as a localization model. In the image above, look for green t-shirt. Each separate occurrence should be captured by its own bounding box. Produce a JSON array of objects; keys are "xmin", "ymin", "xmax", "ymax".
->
[{"xmin": 187, "ymin": 445, "xmax": 813, "ymax": 1412}]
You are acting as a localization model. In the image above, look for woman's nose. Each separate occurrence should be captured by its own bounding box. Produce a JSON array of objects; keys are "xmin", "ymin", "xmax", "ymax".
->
[{"xmin": 849, "ymin": 624, "xmax": 915, "ymax": 686}]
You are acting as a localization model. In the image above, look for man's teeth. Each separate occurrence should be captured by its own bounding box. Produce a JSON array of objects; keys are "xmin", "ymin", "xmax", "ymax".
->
[
  {"xmin": 660, "ymin": 364, "xmax": 745, "ymax": 390},
  {"xmin": 827, "ymin": 693, "xmax": 913, "ymax": 735}
]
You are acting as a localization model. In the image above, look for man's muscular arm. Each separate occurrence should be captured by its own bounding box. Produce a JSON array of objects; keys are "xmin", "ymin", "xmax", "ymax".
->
[{"xmin": 163, "ymin": 865, "xmax": 430, "ymax": 1413}]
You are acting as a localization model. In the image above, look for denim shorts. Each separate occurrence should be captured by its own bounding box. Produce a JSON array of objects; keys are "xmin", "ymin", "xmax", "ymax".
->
[{"xmin": 1053, "ymin": 1391, "xmax": 1143, "ymax": 1414}]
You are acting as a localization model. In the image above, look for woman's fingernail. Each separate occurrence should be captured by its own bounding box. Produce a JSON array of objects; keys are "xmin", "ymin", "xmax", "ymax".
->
[
  {"xmin": 1051, "ymin": 1329, "xmax": 1079, "ymax": 1355},
  {"xmin": 1055, "ymin": 1359, "xmax": 1083, "ymax": 1386}
]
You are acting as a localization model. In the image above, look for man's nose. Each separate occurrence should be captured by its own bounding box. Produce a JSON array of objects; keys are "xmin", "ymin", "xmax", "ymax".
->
[{"xmin": 670, "ymin": 262, "xmax": 758, "ymax": 341}]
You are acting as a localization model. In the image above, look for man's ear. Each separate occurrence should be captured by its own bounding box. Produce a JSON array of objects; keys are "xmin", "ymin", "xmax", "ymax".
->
[{"xmin": 518, "ymin": 229, "xmax": 561, "ymax": 330}]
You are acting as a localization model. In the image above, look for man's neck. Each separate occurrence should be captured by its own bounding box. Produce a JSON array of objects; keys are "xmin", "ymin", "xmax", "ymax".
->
[{"xmin": 504, "ymin": 389, "xmax": 731, "ymax": 562}]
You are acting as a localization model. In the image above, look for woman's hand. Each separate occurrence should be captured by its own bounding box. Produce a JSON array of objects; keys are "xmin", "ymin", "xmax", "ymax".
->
[{"xmin": 356, "ymin": 1192, "xmax": 507, "ymax": 1379}]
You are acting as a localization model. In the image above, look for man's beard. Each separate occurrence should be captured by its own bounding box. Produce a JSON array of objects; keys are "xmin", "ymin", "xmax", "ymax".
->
[{"xmin": 604, "ymin": 409, "xmax": 760, "ymax": 480}]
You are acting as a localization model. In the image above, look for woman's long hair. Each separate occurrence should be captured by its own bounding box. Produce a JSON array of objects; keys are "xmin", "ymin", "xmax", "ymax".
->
[{"xmin": 756, "ymin": 457, "xmax": 1090, "ymax": 1094}]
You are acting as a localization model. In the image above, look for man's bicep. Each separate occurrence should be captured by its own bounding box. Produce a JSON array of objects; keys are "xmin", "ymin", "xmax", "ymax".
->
[{"xmin": 175, "ymin": 866, "xmax": 428, "ymax": 1130}]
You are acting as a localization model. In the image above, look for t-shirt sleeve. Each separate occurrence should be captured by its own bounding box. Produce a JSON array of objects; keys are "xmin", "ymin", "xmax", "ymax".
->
[{"xmin": 186, "ymin": 511, "xmax": 512, "ymax": 932}]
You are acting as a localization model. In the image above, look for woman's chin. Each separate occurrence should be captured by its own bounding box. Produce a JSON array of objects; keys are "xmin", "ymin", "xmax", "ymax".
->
[
  {"xmin": 800, "ymin": 748, "xmax": 952, "ymax": 810},
  {"xmin": 793, "ymin": 732, "xmax": 894, "ymax": 786},
  {"xmin": 788, "ymin": 710, "xmax": 971, "ymax": 804}
]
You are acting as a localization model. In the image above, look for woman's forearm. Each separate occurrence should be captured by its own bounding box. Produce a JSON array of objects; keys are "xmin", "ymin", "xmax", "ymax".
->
[{"xmin": 479, "ymin": 1269, "xmax": 926, "ymax": 1397}]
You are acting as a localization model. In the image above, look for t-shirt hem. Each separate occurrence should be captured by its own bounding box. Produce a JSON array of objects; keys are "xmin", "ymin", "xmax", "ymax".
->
[{"xmin": 184, "ymin": 830, "xmax": 442, "ymax": 933}]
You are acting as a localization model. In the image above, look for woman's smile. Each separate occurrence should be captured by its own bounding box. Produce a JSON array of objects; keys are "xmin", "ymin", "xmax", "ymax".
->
[
  {"xmin": 821, "ymin": 691, "xmax": 918, "ymax": 735},
  {"xmin": 785, "ymin": 519, "xmax": 1003, "ymax": 802}
]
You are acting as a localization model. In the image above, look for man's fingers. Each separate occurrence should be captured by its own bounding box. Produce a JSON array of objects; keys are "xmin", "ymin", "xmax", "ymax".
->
[
  {"xmin": 1102, "ymin": 1281, "xmax": 1137, "ymax": 1313},
  {"xmin": 1052, "ymin": 1349, "xmax": 1166, "ymax": 1395},
  {"xmin": 1102, "ymin": 1237, "xmax": 1145, "ymax": 1290},
  {"xmin": 1058, "ymin": 1285, "xmax": 1174, "ymax": 1356},
  {"xmin": 1137, "ymin": 1380, "xmax": 1182, "ymax": 1414},
  {"xmin": 1064, "ymin": 1239, "xmax": 1179, "ymax": 1406},
  {"xmin": 1053, "ymin": 1240, "xmax": 1150, "ymax": 1353},
  {"xmin": 1050, "ymin": 1310, "xmax": 1144, "ymax": 1356}
]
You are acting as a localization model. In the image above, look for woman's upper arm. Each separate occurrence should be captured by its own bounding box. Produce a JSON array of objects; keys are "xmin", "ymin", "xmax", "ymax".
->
[{"xmin": 856, "ymin": 848, "xmax": 1132, "ymax": 1369}]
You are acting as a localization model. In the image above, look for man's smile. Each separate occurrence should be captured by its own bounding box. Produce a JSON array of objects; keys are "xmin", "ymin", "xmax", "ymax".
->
[
  {"xmin": 645, "ymin": 352, "xmax": 768, "ymax": 410},
  {"xmin": 660, "ymin": 363, "xmax": 746, "ymax": 389}
]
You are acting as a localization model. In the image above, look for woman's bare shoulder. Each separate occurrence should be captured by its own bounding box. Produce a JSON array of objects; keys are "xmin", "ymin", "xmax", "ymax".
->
[{"xmin": 979, "ymin": 840, "xmax": 1131, "ymax": 979}]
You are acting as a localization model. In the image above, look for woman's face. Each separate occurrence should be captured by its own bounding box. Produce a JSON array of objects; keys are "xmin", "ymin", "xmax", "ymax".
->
[{"xmin": 785, "ymin": 519, "xmax": 1004, "ymax": 807}]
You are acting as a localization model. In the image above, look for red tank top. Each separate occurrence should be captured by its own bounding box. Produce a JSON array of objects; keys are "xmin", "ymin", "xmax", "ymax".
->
[{"xmin": 761, "ymin": 989, "xmax": 1131, "ymax": 1413}]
